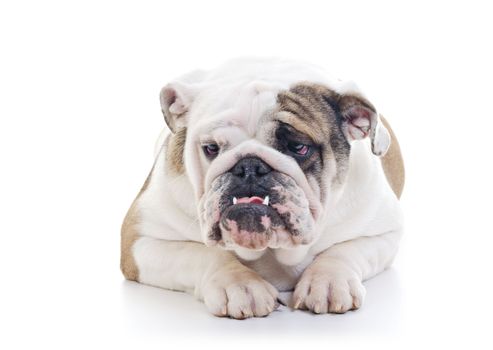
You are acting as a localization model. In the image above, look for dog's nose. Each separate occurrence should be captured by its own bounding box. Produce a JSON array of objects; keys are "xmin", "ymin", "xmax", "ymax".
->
[{"xmin": 230, "ymin": 157, "xmax": 272, "ymax": 180}]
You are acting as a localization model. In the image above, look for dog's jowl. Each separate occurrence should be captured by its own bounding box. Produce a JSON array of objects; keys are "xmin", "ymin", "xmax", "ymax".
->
[{"xmin": 121, "ymin": 58, "xmax": 404, "ymax": 319}]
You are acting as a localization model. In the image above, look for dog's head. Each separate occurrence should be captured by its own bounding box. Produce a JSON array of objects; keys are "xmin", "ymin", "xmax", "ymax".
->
[{"xmin": 159, "ymin": 59, "xmax": 390, "ymax": 262}]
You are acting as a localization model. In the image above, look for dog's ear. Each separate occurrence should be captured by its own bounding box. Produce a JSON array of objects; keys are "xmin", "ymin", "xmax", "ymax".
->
[
  {"xmin": 338, "ymin": 94, "xmax": 391, "ymax": 156},
  {"xmin": 160, "ymin": 82, "xmax": 198, "ymax": 133},
  {"xmin": 160, "ymin": 70, "xmax": 206, "ymax": 133}
]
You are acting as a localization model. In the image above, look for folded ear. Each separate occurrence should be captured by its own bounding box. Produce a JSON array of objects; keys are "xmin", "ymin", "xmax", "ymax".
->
[
  {"xmin": 338, "ymin": 95, "xmax": 391, "ymax": 156},
  {"xmin": 159, "ymin": 82, "xmax": 199, "ymax": 133}
]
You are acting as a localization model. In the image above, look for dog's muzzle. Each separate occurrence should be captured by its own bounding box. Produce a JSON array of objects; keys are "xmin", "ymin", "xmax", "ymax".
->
[{"xmin": 203, "ymin": 157, "xmax": 315, "ymax": 250}]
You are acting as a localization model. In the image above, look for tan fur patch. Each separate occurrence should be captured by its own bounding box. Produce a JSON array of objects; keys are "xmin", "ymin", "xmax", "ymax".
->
[
  {"xmin": 121, "ymin": 127, "xmax": 187, "ymax": 281},
  {"xmin": 276, "ymin": 83, "xmax": 352, "ymax": 193},
  {"xmin": 276, "ymin": 83, "xmax": 405, "ymax": 200},
  {"xmin": 120, "ymin": 171, "xmax": 153, "ymax": 281},
  {"xmin": 380, "ymin": 116, "xmax": 405, "ymax": 199},
  {"xmin": 165, "ymin": 127, "xmax": 187, "ymax": 174},
  {"xmin": 276, "ymin": 84, "xmax": 334, "ymax": 144},
  {"xmin": 275, "ymin": 112, "xmax": 327, "ymax": 144}
]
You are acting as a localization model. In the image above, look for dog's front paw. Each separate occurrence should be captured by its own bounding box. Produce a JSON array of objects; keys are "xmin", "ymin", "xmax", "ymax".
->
[
  {"xmin": 202, "ymin": 265, "xmax": 279, "ymax": 319},
  {"xmin": 292, "ymin": 263, "xmax": 366, "ymax": 314}
]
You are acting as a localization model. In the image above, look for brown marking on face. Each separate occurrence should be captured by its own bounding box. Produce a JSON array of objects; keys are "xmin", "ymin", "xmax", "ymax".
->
[
  {"xmin": 379, "ymin": 116, "xmax": 405, "ymax": 199},
  {"xmin": 275, "ymin": 84, "xmax": 336, "ymax": 144},
  {"xmin": 120, "ymin": 167, "xmax": 153, "ymax": 281},
  {"xmin": 275, "ymin": 83, "xmax": 351, "ymax": 194},
  {"xmin": 277, "ymin": 83, "xmax": 404, "ymax": 199},
  {"xmin": 165, "ymin": 127, "xmax": 187, "ymax": 174}
]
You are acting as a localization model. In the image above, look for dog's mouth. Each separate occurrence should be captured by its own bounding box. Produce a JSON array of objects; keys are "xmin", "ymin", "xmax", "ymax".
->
[
  {"xmin": 232, "ymin": 195, "xmax": 270, "ymax": 205},
  {"xmin": 214, "ymin": 190, "xmax": 309, "ymax": 250},
  {"xmin": 219, "ymin": 194, "xmax": 284, "ymax": 250},
  {"xmin": 203, "ymin": 172, "xmax": 315, "ymax": 250}
]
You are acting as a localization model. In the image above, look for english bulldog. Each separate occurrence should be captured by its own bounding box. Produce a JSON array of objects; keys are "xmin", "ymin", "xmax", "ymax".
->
[{"xmin": 121, "ymin": 58, "xmax": 404, "ymax": 319}]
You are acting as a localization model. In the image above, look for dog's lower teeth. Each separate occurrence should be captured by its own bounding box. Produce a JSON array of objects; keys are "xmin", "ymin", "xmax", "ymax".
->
[{"xmin": 231, "ymin": 196, "xmax": 269, "ymax": 205}]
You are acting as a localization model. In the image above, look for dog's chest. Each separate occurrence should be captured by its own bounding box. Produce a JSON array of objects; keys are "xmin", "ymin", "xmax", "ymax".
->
[{"xmin": 241, "ymin": 250, "xmax": 314, "ymax": 291}]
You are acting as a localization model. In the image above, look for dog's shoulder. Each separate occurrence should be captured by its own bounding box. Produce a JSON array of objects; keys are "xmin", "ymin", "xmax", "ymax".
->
[
  {"xmin": 136, "ymin": 133, "xmax": 200, "ymax": 240},
  {"xmin": 309, "ymin": 137, "xmax": 403, "ymax": 254},
  {"xmin": 121, "ymin": 129, "xmax": 200, "ymax": 281}
]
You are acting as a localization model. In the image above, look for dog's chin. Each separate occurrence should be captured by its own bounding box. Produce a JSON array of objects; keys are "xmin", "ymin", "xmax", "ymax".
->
[{"xmin": 216, "ymin": 203, "xmax": 309, "ymax": 250}]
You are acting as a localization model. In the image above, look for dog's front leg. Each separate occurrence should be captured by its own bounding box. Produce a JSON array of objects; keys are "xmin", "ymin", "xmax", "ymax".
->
[
  {"xmin": 293, "ymin": 230, "xmax": 402, "ymax": 314},
  {"xmin": 131, "ymin": 237, "xmax": 279, "ymax": 319}
]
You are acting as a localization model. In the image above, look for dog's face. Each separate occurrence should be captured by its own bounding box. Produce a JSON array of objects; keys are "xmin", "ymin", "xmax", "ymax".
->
[{"xmin": 160, "ymin": 60, "xmax": 390, "ymax": 261}]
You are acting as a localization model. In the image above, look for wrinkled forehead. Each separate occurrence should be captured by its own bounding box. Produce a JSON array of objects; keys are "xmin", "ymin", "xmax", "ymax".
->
[
  {"xmin": 186, "ymin": 67, "xmax": 366, "ymax": 143},
  {"xmin": 188, "ymin": 80, "xmax": 284, "ymax": 139}
]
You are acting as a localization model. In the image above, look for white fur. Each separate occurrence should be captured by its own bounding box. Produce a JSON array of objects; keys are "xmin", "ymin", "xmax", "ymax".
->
[{"xmin": 131, "ymin": 58, "xmax": 403, "ymax": 318}]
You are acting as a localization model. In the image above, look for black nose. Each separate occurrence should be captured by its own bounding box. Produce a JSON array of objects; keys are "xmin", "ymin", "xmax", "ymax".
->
[{"xmin": 230, "ymin": 157, "xmax": 272, "ymax": 181}]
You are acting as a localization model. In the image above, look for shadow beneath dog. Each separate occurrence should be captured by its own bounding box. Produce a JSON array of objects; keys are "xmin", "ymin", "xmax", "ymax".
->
[{"xmin": 120, "ymin": 268, "xmax": 403, "ymax": 340}]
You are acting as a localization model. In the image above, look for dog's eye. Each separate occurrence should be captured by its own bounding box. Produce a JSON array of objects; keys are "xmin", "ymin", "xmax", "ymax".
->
[
  {"xmin": 203, "ymin": 143, "xmax": 220, "ymax": 157},
  {"xmin": 287, "ymin": 142, "xmax": 310, "ymax": 156}
]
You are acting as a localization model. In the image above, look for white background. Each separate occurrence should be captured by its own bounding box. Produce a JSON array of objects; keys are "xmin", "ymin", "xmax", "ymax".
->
[{"xmin": 1, "ymin": 1, "xmax": 492, "ymax": 349}]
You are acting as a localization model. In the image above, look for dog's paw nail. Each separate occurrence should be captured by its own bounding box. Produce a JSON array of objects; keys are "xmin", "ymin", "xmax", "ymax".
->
[{"xmin": 293, "ymin": 298, "xmax": 302, "ymax": 309}]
